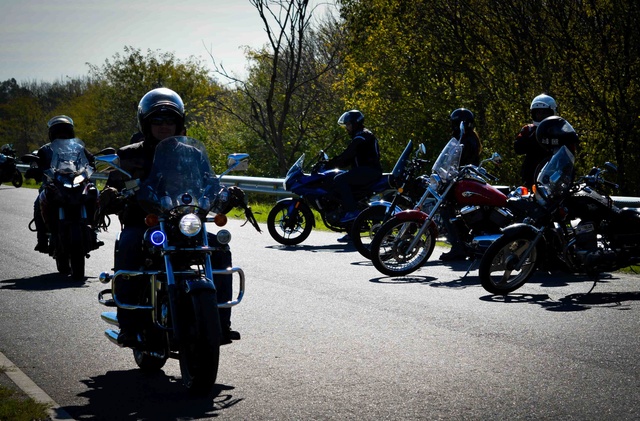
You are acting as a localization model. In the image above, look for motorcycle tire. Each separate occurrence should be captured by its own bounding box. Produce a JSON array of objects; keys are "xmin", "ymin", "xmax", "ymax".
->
[
  {"xmin": 11, "ymin": 170, "xmax": 22, "ymax": 188},
  {"xmin": 369, "ymin": 215, "xmax": 437, "ymax": 277},
  {"xmin": 478, "ymin": 230, "xmax": 539, "ymax": 295},
  {"xmin": 351, "ymin": 205, "xmax": 391, "ymax": 260},
  {"xmin": 179, "ymin": 289, "xmax": 221, "ymax": 396},
  {"xmin": 267, "ymin": 201, "xmax": 314, "ymax": 245},
  {"xmin": 69, "ymin": 224, "xmax": 86, "ymax": 281}
]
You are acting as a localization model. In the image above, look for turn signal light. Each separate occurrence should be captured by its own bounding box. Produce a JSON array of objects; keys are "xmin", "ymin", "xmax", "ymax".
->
[
  {"xmin": 213, "ymin": 213, "xmax": 228, "ymax": 226},
  {"xmin": 145, "ymin": 214, "xmax": 159, "ymax": 227}
]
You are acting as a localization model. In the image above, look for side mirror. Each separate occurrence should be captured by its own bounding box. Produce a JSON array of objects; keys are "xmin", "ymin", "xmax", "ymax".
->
[
  {"xmin": 418, "ymin": 143, "xmax": 426, "ymax": 155},
  {"xmin": 491, "ymin": 152, "xmax": 502, "ymax": 165},
  {"xmin": 96, "ymin": 147, "xmax": 117, "ymax": 156},
  {"xmin": 226, "ymin": 153, "xmax": 250, "ymax": 172},
  {"xmin": 604, "ymin": 162, "xmax": 617, "ymax": 174},
  {"xmin": 95, "ymin": 154, "xmax": 132, "ymax": 179}
]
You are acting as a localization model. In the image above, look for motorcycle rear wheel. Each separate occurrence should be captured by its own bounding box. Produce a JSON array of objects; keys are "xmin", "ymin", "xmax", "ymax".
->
[
  {"xmin": 369, "ymin": 216, "xmax": 437, "ymax": 276},
  {"xmin": 267, "ymin": 201, "xmax": 314, "ymax": 245},
  {"xmin": 351, "ymin": 205, "xmax": 391, "ymax": 259},
  {"xmin": 179, "ymin": 290, "xmax": 221, "ymax": 396},
  {"xmin": 478, "ymin": 232, "xmax": 538, "ymax": 295},
  {"xmin": 11, "ymin": 170, "xmax": 22, "ymax": 188}
]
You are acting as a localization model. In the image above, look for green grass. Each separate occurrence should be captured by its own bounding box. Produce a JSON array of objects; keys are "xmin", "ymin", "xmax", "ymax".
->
[{"xmin": 0, "ymin": 368, "xmax": 50, "ymax": 421}]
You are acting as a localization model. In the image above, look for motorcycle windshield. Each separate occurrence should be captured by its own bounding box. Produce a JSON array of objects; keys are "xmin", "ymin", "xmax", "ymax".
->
[
  {"xmin": 431, "ymin": 137, "xmax": 462, "ymax": 182},
  {"xmin": 137, "ymin": 136, "xmax": 221, "ymax": 215},
  {"xmin": 287, "ymin": 154, "xmax": 305, "ymax": 179},
  {"xmin": 46, "ymin": 138, "xmax": 93, "ymax": 179},
  {"xmin": 536, "ymin": 145, "xmax": 575, "ymax": 198}
]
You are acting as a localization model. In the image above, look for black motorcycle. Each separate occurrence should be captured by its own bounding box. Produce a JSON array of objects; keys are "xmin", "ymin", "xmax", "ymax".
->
[
  {"xmin": 23, "ymin": 138, "xmax": 101, "ymax": 280},
  {"xmin": 0, "ymin": 144, "xmax": 23, "ymax": 188},
  {"xmin": 478, "ymin": 145, "xmax": 640, "ymax": 295},
  {"xmin": 266, "ymin": 144, "xmax": 411, "ymax": 246},
  {"xmin": 96, "ymin": 136, "xmax": 258, "ymax": 395},
  {"xmin": 349, "ymin": 140, "xmax": 432, "ymax": 259}
]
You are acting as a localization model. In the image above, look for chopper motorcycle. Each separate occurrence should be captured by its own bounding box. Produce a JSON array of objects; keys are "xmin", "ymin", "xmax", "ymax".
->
[
  {"xmin": 266, "ymin": 142, "xmax": 413, "ymax": 246},
  {"xmin": 0, "ymin": 144, "xmax": 23, "ymax": 187},
  {"xmin": 23, "ymin": 138, "xmax": 101, "ymax": 280},
  {"xmin": 478, "ymin": 145, "xmax": 640, "ymax": 295},
  {"xmin": 96, "ymin": 136, "xmax": 258, "ymax": 395},
  {"xmin": 369, "ymin": 131, "xmax": 523, "ymax": 277}
]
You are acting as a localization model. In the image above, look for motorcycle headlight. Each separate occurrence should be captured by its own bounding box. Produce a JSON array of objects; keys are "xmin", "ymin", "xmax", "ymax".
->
[
  {"xmin": 179, "ymin": 213, "xmax": 202, "ymax": 237},
  {"xmin": 216, "ymin": 229, "xmax": 232, "ymax": 245},
  {"xmin": 429, "ymin": 174, "xmax": 442, "ymax": 191}
]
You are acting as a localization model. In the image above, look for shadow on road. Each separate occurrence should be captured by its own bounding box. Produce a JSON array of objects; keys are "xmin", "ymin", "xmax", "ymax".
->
[
  {"xmin": 0, "ymin": 273, "xmax": 90, "ymax": 290},
  {"xmin": 265, "ymin": 242, "xmax": 356, "ymax": 253},
  {"xmin": 64, "ymin": 369, "xmax": 240, "ymax": 420}
]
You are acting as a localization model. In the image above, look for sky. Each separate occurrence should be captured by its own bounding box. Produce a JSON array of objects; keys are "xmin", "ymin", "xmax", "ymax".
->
[{"xmin": 0, "ymin": 0, "xmax": 334, "ymax": 83}]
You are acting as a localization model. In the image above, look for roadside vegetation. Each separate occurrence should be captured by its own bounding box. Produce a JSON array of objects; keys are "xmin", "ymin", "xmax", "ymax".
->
[{"xmin": 0, "ymin": 368, "xmax": 50, "ymax": 421}]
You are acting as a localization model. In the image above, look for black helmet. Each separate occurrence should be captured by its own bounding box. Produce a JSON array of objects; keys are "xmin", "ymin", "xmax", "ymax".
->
[
  {"xmin": 338, "ymin": 110, "xmax": 365, "ymax": 127},
  {"xmin": 47, "ymin": 115, "xmax": 75, "ymax": 141},
  {"xmin": 137, "ymin": 88, "xmax": 185, "ymax": 138},
  {"xmin": 450, "ymin": 108, "xmax": 475, "ymax": 132},
  {"xmin": 536, "ymin": 116, "xmax": 578, "ymax": 152}
]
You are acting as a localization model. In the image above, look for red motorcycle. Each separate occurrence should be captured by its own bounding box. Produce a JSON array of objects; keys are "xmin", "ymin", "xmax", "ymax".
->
[{"xmin": 369, "ymin": 133, "xmax": 523, "ymax": 276}]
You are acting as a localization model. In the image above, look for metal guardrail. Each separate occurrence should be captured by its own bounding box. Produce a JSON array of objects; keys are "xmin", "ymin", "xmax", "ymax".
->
[{"xmin": 16, "ymin": 164, "xmax": 640, "ymax": 206}]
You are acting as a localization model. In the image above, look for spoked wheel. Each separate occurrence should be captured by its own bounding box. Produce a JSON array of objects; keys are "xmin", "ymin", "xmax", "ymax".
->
[
  {"xmin": 12, "ymin": 170, "xmax": 23, "ymax": 188},
  {"xmin": 267, "ymin": 201, "xmax": 314, "ymax": 245},
  {"xmin": 180, "ymin": 290, "xmax": 221, "ymax": 397},
  {"xmin": 478, "ymin": 232, "xmax": 539, "ymax": 295},
  {"xmin": 351, "ymin": 205, "xmax": 392, "ymax": 259},
  {"xmin": 369, "ymin": 216, "xmax": 437, "ymax": 276}
]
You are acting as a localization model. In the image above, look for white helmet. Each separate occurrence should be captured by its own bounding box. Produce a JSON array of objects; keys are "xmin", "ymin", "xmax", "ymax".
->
[{"xmin": 530, "ymin": 94, "xmax": 557, "ymax": 126}]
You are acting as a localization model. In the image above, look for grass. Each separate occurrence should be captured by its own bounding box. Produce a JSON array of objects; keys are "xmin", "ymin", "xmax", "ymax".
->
[{"xmin": 0, "ymin": 367, "xmax": 50, "ymax": 421}]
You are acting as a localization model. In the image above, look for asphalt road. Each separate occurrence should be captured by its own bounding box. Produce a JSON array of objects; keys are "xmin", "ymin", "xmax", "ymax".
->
[{"xmin": 1, "ymin": 185, "xmax": 640, "ymax": 420}]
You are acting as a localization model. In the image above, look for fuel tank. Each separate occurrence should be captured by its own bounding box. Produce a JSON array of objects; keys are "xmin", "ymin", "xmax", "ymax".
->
[{"xmin": 453, "ymin": 179, "xmax": 507, "ymax": 207}]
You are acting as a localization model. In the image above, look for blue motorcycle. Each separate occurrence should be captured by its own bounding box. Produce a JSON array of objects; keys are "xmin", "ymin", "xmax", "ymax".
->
[{"xmin": 267, "ymin": 144, "xmax": 412, "ymax": 245}]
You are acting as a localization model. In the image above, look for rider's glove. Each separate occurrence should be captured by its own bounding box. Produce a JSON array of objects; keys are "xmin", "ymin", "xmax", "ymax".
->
[{"xmin": 99, "ymin": 187, "xmax": 124, "ymax": 215}]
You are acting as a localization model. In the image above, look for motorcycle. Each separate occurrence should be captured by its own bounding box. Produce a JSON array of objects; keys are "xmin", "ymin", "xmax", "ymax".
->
[
  {"xmin": 96, "ymin": 136, "xmax": 258, "ymax": 395},
  {"xmin": 0, "ymin": 144, "xmax": 23, "ymax": 187},
  {"xmin": 369, "ymin": 130, "xmax": 522, "ymax": 277},
  {"xmin": 350, "ymin": 140, "xmax": 432, "ymax": 259},
  {"xmin": 266, "ymin": 143, "xmax": 412, "ymax": 245},
  {"xmin": 478, "ymin": 145, "xmax": 640, "ymax": 295},
  {"xmin": 23, "ymin": 138, "xmax": 101, "ymax": 280}
]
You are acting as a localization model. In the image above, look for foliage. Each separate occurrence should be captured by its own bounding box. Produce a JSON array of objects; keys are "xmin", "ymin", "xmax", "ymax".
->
[{"xmin": 337, "ymin": 0, "xmax": 640, "ymax": 193}]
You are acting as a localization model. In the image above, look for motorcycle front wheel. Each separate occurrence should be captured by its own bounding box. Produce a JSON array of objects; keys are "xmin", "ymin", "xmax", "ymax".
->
[
  {"xmin": 12, "ymin": 170, "xmax": 22, "ymax": 188},
  {"xmin": 351, "ymin": 205, "xmax": 392, "ymax": 259},
  {"xmin": 478, "ymin": 231, "xmax": 539, "ymax": 295},
  {"xmin": 179, "ymin": 289, "xmax": 221, "ymax": 396},
  {"xmin": 267, "ymin": 201, "xmax": 314, "ymax": 245},
  {"xmin": 369, "ymin": 215, "xmax": 437, "ymax": 276}
]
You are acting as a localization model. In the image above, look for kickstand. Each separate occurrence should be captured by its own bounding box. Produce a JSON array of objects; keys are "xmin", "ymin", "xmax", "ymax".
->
[
  {"xmin": 586, "ymin": 276, "xmax": 599, "ymax": 294},
  {"xmin": 463, "ymin": 258, "xmax": 478, "ymax": 278}
]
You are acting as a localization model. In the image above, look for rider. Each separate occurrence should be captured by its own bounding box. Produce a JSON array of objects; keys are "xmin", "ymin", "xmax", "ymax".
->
[
  {"xmin": 98, "ymin": 87, "xmax": 240, "ymax": 346},
  {"xmin": 324, "ymin": 109, "xmax": 382, "ymax": 242},
  {"xmin": 514, "ymin": 93, "xmax": 558, "ymax": 187},
  {"xmin": 439, "ymin": 108, "xmax": 482, "ymax": 261},
  {"xmin": 31, "ymin": 115, "xmax": 96, "ymax": 253}
]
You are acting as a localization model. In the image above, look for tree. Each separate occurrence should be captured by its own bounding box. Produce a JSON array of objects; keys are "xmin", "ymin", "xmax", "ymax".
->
[{"xmin": 209, "ymin": 0, "xmax": 345, "ymax": 176}]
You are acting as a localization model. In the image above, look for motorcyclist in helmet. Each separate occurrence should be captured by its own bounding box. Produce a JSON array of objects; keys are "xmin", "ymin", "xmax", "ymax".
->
[
  {"xmin": 324, "ymin": 109, "xmax": 382, "ymax": 242},
  {"xmin": 450, "ymin": 108, "xmax": 482, "ymax": 166},
  {"xmin": 514, "ymin": 93, "xmax": 559, "ymax": 187},
  {"xmin": 98, "ymin": 87, "xmax": 240, "ymax": 346},
  {"xmin": 439, "ymin": 108, "xmax": 483, "ymax": 261},
  {"xmin": 31, "ymin": 115, "xmax": 96, "ymax": 253}
]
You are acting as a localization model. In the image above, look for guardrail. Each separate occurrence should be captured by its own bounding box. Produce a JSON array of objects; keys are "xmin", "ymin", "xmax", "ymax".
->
[{"xmin": 16, "ymin": 164, "xmax": 640, "ymax": 207}]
